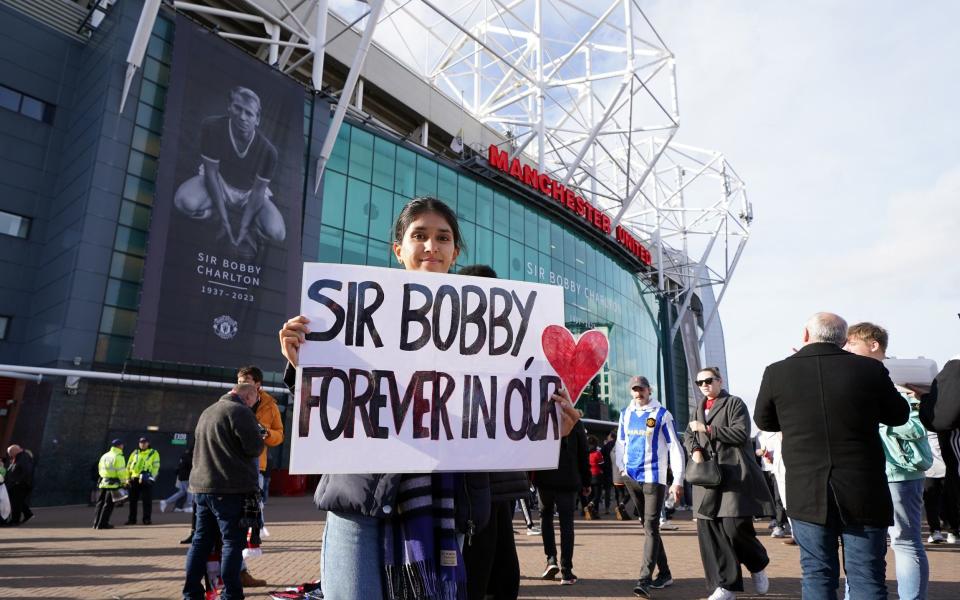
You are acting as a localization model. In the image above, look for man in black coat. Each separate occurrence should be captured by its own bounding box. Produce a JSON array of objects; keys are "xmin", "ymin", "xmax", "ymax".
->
[
  {"xmin": 5, "ymin": 445, "xmax": 34, "ymax": 525},
  {"xmin": 754, "ymin": 312, "xmax": 908, "ymax": 599}
]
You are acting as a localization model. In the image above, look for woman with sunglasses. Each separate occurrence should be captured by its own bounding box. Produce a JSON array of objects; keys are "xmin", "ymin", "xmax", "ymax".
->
[{"xmin": 684, "ymin": 367, "xmax": 775, "ymax": 600}]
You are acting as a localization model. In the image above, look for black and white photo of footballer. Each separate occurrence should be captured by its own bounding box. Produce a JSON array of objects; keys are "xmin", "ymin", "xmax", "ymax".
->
[{"xmin": 174, "ymin": 86, "xmax": 286, "ymax": 259}]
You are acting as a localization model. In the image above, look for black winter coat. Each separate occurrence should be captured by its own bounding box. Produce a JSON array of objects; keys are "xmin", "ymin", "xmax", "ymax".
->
[
  {"xmin": 754, "ymin": 343, "xmax": 908, "ymax": 527},
  {"xmin": 533, "ymin": 421, "xmax": 590, "ymax": 492},
  {"xmin": 920, "ymin": 359, "xmax": 960, "ymax": 432}
]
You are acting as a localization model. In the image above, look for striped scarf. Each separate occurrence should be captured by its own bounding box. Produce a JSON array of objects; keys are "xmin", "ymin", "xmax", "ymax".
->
[{"xmin": 383, "ymin": 474, "xmax": 466, "ymax": 600}]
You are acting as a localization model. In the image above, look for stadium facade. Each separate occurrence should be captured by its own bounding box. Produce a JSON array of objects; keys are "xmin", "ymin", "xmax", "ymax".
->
[{"xmin": 0, "ymin": 0, "xmax": 750, "ymax": 504}]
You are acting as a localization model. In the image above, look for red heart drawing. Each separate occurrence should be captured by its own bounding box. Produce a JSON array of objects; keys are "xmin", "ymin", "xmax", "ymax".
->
[{"xmin": 541, "ymin": 325, "xmax": 610, "ymax": 405}]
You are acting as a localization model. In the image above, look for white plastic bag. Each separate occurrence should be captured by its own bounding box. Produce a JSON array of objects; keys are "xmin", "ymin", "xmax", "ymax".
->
[{"xmin": 0, "ymin": 483, "xmax": 11, "ymax": 521}]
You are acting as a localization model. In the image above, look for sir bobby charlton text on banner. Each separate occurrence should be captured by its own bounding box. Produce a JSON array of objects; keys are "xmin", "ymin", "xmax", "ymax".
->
[{"xmin": 290, "ymin": 263, "xmax": 566, "ymax": 474}]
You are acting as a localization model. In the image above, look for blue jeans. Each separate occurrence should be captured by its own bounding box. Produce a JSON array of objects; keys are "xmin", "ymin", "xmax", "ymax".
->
[
  {"xmin": 791, "ymin": 494, "xmax": 888, "ymax": 600},
  {"xmin": 321, "ymin": 511, "xmax": 383, "ymax": 600},
  {"xmin": 888, "ymin": 479, "xmax": 928, "ymax": 600},
  {"xmin": 183, "ymin": 493, "xmax": 247, "ymax": 600}
]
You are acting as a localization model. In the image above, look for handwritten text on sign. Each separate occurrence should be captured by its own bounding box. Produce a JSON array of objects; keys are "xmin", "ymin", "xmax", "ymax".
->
[{"xmin": 291, "ymin": 263, "xmax": 566, "ymax": 474}]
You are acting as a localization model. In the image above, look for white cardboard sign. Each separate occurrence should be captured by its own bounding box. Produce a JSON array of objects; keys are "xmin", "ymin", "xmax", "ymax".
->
[{"xmin": 290, "ymin": 263, "xmax": 566, "ymax": 474}]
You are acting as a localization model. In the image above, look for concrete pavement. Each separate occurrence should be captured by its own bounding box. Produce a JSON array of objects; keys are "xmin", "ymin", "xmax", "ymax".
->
[{"xmin": 1, "ymin": 496, "xmax": 958, "ymax": 599}]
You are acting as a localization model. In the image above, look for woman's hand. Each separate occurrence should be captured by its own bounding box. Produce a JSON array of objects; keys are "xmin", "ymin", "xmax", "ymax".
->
[
  {"xmin": 691, "ymin": 450, "xmax": 704, "ymax": 463},
  {"xmin": 550, "ymin": 387, "xmax": 581, "ymax": 437},
  {"xmin": 689, "ymin": 420, "xmax": 707, "ymax": 433},
  {"xmin": 279, "ymin": 315, "xmax": 310, "ymax": 367}
]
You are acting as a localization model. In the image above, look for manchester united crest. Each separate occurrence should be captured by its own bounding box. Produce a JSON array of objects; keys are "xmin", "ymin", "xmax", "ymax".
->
[{"xmin": 645, "ymin": 417, "xmax": 657, "ymax": 428}]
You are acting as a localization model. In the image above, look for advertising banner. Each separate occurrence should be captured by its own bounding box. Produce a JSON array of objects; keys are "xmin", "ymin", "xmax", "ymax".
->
[
  {"xmin": 290, "ymin": 263, "xmax": 567, "ymax": 474},
  {"xmin": 134, "ymin": 15, "xmax": 304, "ymax": 368}
]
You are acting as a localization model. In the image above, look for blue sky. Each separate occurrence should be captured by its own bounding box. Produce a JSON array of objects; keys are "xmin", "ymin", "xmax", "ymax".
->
[{"xmin": 641, "ymin": 1, "xmax": 960, "ymax": 405}]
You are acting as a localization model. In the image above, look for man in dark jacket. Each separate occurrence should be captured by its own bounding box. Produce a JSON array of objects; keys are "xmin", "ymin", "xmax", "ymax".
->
[
  {"xmin": 5, "ymin": 445, "xmax": 34, "ymax": 525},
  {"xmin": 183, "ymin": 383, "xmax": 265, "ymax": 600},
  {"xmin": 534, "ymin": 419, "xmax": 590, "ymax": 586},
  {"xmin": 754, "ymin": 312, "xmax": 908, "ymax": 599}
]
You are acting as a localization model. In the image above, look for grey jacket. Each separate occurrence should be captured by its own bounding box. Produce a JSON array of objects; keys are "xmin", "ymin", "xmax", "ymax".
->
[
  {"xmin": 683, "ymin": 392, "xmax": 774, "ymax": 519},
  {"xmin": 190, "ymin": 393, "xmax": 264, "ymax": 495}
]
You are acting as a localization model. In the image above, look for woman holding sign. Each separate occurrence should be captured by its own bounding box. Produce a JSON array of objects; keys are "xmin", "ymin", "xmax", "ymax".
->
[{"xmin": 279, "ymin": 197, "xmax": 580, "ymax": 600}]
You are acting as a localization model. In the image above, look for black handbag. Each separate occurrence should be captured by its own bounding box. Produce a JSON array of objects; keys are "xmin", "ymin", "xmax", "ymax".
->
[{"xmin": 685, "ymin": 429, "xmax": 722, "ymax": 488}]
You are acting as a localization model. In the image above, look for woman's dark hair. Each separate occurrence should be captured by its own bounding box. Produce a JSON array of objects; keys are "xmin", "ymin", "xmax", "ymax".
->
[
  {"xmin": 458, "ymin": 264, "xmax": 497, "ymax": 278},
  {"xmin": 698, "ymin": 366, "xmax": 722, "ymax": 380},
  {"xmin": 393, "ymin": 196, "xmax": 465, "ymax": 253}
]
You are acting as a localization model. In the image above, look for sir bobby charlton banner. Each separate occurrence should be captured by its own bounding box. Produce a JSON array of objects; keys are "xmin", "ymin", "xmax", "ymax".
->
[
  {"xmin": 291, "ymin": 263, "xmax": 566, "ymax": 474},
  {"xmin": 134, "ymin": 15, "xmax": 304, "ymax": 368}
]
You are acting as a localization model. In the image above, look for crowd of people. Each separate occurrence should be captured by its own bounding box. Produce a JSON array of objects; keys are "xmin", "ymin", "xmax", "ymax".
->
[{"xmin": 14, "ymin": 195, "xmax": 954, "ymax": 599}]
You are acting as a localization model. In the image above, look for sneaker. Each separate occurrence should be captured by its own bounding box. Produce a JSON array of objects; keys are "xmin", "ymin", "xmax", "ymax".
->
[
  {"xmin": 615, "ymin": 505, "xmax": 627, "ymax": 520},
  {"xmin": 142, "ymin": 520, "xmax": 152, "ymax": 525},
  {"xmin": 559, "ymin": 569, "xmax": 577, "ymax": 585},
  {"xmin": 948, "ymin": 532, "xmax": 958, "ymax": 544},
  {"xmin": 751, "ymin": 569, "xmax": 769, "ymax": 595},
  {"xmin": 632, "ymin": 578, "xmax": 651, "ymax": 598},
  {"xmin": 650, "ymin": 572, "xmax": 673, "ymax": 589},
  {"xmin": 928, "ymin": 530, "xmax": 945, "ymax": 543},
  {"xmin": 707, "ymin": 587, "xmax": 736, "ymax": 600},
  {"xmin": 526, "ymin": 526, "xmax": 542, "ymax": 536},
  {"xmin": 124, "ymin": 520, "xmax": 136, "ymax": 525},
  {"xmin": 160, "ymin": 500, "xmax": 168, "ymax": 513},
  {"xmin": 768, "ymin": 519, "xmax": 777, "ymax": 529},
  {"xmin": 21, "ymin": 513, "xmax": 33, "ymax": 525},
  {"xmin": 541, "ymin": 557, "xmax": 560, "ymax": 580},
  {"xmin": 180, "ymin": 533, "xmax": 194, "ymax": 544},
  {"xmin": 261, "ymin": 526, "xmax": 270, "ymax": 537},
  {"xmin": 771, "ymin": 526, "xmax": 786, "ymax": 538},
  {"xmin": 659, "ymin": 518, "xmax": 679, "ymax": 531},
  {"xmin": 174, "ymin": 507, "xmax": 185, "ymax": 512}
]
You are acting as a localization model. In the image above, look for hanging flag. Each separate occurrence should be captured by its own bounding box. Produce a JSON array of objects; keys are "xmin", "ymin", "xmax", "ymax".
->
[{"xmin": 450, "ymin": 128, "xmax": 464, "ymax": 154}]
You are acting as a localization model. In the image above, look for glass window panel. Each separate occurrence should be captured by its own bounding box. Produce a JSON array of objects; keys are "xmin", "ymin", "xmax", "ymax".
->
[
  {"xmin": 141, "ymin": 56, "xmax": 170, "ymax": 86},
  {"xmin": 372, "ymin": 137, "xmax": 396, "ymax": 190},
  {"xmin": 475, "ymin": 185, "xmax": 493, "ymax": 229},
  {"xmin": 437, "ymin": 166, "xmax": 458, "ymax": 210},
  {"xmin": 348, "ymin": 128, "xmax": 374, "ymax": 181},
  {"xmin": 550, "ymin": 222, "xmax": 563, "ymax": 262},
  {"xmin": 368, "ymin": 187, "xmax": 393, "ymax": 242},
  {"xmin": 95, "ymin": 334, "xmax": 133, "ymax": 364},
  {"xmin": 328, "ymin": 124, "xmax": 351, "ymax": 174},
  {"xmin": 563, "ymin": 229, "xmax": 576, "ymax": 267},
  {"xmin": 508, "ymin": 200, "xmax": 523, "ymax": 241},
  {"xmin": 139, "ymin": 80, "xmax": 166, "ymax": 109},
  {"xmin": 131, "ymin": 126, "xmax": 161, "ymax": 158},
  {"xmin": 135, "ymin": 102, "xmax": 163, "ymax": 132},
  {"xmin": 524, "ymin": 245, "xmax": 539, "ymax": 283},
  {"xmin": 318, "ymin": 226, "xmax": 342, "ymax": 263},
  {"xmin": 19, "ymin": 96, "xmax": 45, "ymax": 121},
  {"xmin": 342, "ymin": 231, "xmax": 366, "ymax": 266},
  {"xmin": 474, "ymin": 226, "xmax": 493, "ymax": 270},
  {"xmin": 524, "ymin": 207, "xmax": 538, "ymax": 248},
  {"xmin": 123, "ymin": 175, "xmax": 155, "ymax": 206},
  {"xmin": 492, "ymin": 233, "xmax": 510, "ymax": 280},
  {"xmin": 321, "ymin": 171, "xmax": 347, "ymax": 228},
  {"xmin": 394, "ymin": 147, "xmax": 416, "ymax": 197},
  {"xmin": 0, "ymin": 210, "xmax": 30, "ymax": 238},
  {"xmin": 575, "ymin": 237, "xmax": 587, "ymax": 269},
  {"xmin": 100, "ymin": 306, "xmax": 138, "ymax": 337},
  {"xmin": 492, "ymin": 192, "xmax": 509, "ymax": 232},
  {"xmin": 127, "ymin": 151, "xmax": 158, "ymax": 181},
  {"xmin": 105, "ymin": 278, "xmax": 141, "ymax": 310},
  {"xmin": 366, "ymin": 238, "xmax": 390, "ymax": 267},
  {"xmin": 344, "ymin": 177, "xmax": 371, "ymax": 235},
  {"xmin": 114, "ymin": 226, "xmax": 147, "ymax": 257},
  {"xmin": 146, "ymin": 35, "xmax": 173, "ymax": 63},
  {"xmin": 0, "ymin": 315, "xmax": 8, "ymax": 340},
  {"xmin": 509, "ymin": 239, "xmax": 524, "ymax": 281},
  {"xmin": 109, "ymin": 252, "xmax": 144, "ymax": 281},
  {"xmin": 538, "ymin": 213, "xmax": 551, "ymax": 253},
  {"xmin": 151, "ymin": 16, "xmax": 174, "ymax": 40},
  {"xmin": 456, "ymin": 176, "xmax": 476, "ymax": 223},
  {"xmin": 0, "ymin": 85, "xmax": 19, "ymax": 112},
  {"xmin": 458, "ymin": 221, "xmax": 475, "ymax": 261},
  {"xmin": 415, "ymin": 155, "xmax": 438, "ymax": 198}
]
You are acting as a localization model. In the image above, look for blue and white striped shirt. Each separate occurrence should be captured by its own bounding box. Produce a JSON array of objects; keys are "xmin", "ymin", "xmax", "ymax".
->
[{"xmin": 615, "ymin": 399, "xmax": 685, "ymax": 486}]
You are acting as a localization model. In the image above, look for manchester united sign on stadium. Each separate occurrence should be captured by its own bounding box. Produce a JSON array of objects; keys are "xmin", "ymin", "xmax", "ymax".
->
[{"xmin": 486, "ymin": 145, "xmax": 653, "ymax": 266}]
